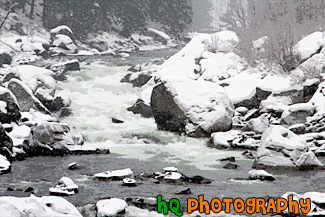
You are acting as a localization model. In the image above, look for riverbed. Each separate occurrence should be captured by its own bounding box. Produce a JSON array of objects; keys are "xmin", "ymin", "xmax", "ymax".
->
[{"xmin": 0, "ymin": 48, "xmax": 324, "ymax": 216}]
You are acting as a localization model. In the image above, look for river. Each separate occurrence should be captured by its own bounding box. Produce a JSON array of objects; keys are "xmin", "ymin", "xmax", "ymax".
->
[{"xmin": 0, "ymin": 48, "xmax": 324, "ymax": 216}]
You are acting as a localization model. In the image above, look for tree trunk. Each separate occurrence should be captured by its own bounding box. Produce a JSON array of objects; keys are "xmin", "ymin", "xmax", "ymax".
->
[{"xmin": 30, "ymin": 0, "xmax": 35, "ymax": 19}]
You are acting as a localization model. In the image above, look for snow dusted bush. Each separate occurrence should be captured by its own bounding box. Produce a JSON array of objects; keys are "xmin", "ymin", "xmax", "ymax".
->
[{"xmin": 222, "ymin": 0, "xmax": 325, "ymax": 73}]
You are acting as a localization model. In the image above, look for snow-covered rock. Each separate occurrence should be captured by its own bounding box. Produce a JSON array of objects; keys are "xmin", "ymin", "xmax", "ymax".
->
[
  {"xmin": 50, "ymin": 177, "xmax": 78, "ymax": 196},
  {"xmin": 164, "ymin": 172, "xmax": 182, "ymax": 180},
  {"xmin": 209, "ymin": 130, "xmax": 240, "ymax": 149},
  {"xmin": 7, "ymin": 78, "xmax": 51, "ymax": 114},
  {"xmin": 8, "ymin": 124, "xmax": 31, "ymax": 147},
  {"xmin": 52, "ymin": 34, "xmax": 78, "ymax": 55},
  {"xmin": 309, "ymin": 81, "xmax": 325, "ymax": 116},
  {"xmin": 243, "ymin": 114, "xmax": 270, "ymax": 134},
  {"xmin": 50, "ymin": 25, "xmax": 76, "ymax": 45},
  {"xmin": 208, "ymin": 30, "xmax": 239, "ymax": 53},
  {"xmin": 254, "ymin": 125, "xmax": 323, "ymax": 169},
  {"xmin": 94, "ymin": 168, "xmax": 134, "ymax": 180},
  {"xmin": 49, "ymin": 187, "xmax": 75, "ymax": 196},
  {"xmin": 151, "ymin": 77, "xmax": 234, "ymax": 137},
  {"xmin": 293, "ymin": 31, "xmax": 325, "ymax": 61},
  {"xmin": 222, "ymin": 71, "xmax": 293, "ymax": 109},
  {"xmin": 198, "ymin": 51, "xmax": 247, "ymax": 81},
  {"xmin": 56, "ymin": 177, "xmax": 79, "ymax": 191},
  {"xmin": 122, "ymin": 178, "xmax": 137, "ymax": 187},
  {"xmin": 15, "ymin": 65, "xmax": 56, "ymax": 94},
  {"xmin": 281, "ymin": 103, "xmax": 315, "ymax": 125},
  {"xmin": 248, "ymin": 169, "xmax": 275, "ymax": 181},
  {"xmin": 147, "ymin": 28, "xmax": 170, "ymax": 42},
  {"xmin": 68, "ymin": 162, "xmax": 79, "ymax": 170},
  {"xmin": 49, "ymin": 59, "xmax": 80, "ymax": 81},
  {"xmin": 67, "ymin": 143, "xmax": 110, "ymax": 155},
  {"xmin": 281, "ymin": 192, "xmax": 325, "ymax": 216},
  {"xmin": 304, "ymin": 192, "xmax": 325, "ymax": 208},
  {"xmin": 0, "ymin": 154, "xmax": 11, "ymax": 175},
  {"xmin": 96, "ymin": 198, "xmax": 128, "ymax": 217},
  {"xmin": 0, "ymin": 195, "xmax": 82, "ymax": 217}
]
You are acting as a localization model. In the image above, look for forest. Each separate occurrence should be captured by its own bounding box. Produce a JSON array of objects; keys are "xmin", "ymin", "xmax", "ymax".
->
[{"xmin": 1, "ymin": 0, "xmax": 193, "ymax": 38}]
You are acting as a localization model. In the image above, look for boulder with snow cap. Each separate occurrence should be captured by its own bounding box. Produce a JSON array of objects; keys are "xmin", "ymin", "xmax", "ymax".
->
[
  {"xmin": 7, "ymin": 79, "xmax": 51, "ymax": 114},
  {"xmin": 0, "ymin": 195, "xmax": 83, "ymax": 217},
  {"xmin": 48, "ymin": 59, "xmax": 80, "ymax": 81},
  {"xmin": 147, "ymin": 28, "xmax": 170, "ymax": 44},
  {"xmin": 50, "ymin": 177, "xmax": 78, "ymax": 196},
  {"xmin": 122, "ymin": 178, "xmax": 137, "ymax": 187},
  {"xmin": 293, "ymin": 31, "xmax": 325, "ymax": 61},
  {"xmin": 151, "ymin": 77, "xmax": 234, "ymax": 137},
  {"xmin": 243, "ymin": 114, "xmax": 270, "ymax": 134},
  {"xmin": 96, "ymin": 198, "xmax": 128, "ymax": 217},
  {"xmin": 248, "ymin": 169, "xmax": 275, "ymax": 181},
  {"xmin": 254, "ymin": 125, "xmax": 323, "ymax": 169},
  {"xmin": 94, "ymin": 168, "xmax": 134, "ymax": 180},
  {"xmin": 15, "ymin": 65, "xmax": 56, "ymax": 95},
  {"xmin": 50, "ymin": 25, "xmax": 77, "ymax": 46},
  {"xmin": 281, "ymin": 103, "xmax": 316, "ymax": 125},
  {"xmin": 51, "ymin": 34, "xmax": 78, "ymax": 55},
  {"xmin": 198, "ymin": 51, "xmax": 247, "ymax": 81},
  {"xmin": 309, "ymin": 81, "xmax": 325, "ymax": 116},
  {"xmin": 207, "ymin": 30, "xmax": 239, "ymax": 53}
]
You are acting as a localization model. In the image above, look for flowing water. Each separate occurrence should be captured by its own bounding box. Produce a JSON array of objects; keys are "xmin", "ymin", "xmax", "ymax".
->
[{"xmin": 0, "ymin": 48, "xmax": 324, "ymax": 216}]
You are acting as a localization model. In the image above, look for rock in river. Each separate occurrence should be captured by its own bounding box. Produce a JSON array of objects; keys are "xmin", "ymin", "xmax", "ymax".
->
[
  {"xmin": 151, "ymin": 77, "xmax": 234, "ymax": 137},
  {"xmin": 254, "ymin": 125, "xmax": 323, "ymax": 169}
]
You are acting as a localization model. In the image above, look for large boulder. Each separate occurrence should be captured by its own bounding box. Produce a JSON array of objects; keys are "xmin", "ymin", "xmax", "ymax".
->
[
  {"xmin": 26, "ymin": 122, "xmax": 83, "ymax": 156},
  {"xmin": 0, "ymin": 195, "xmax": 82, "ymax": 217},
  {"xmin": 151, "ymin": 77, "xmax": 234, "ymax": 137},
  {"xmin": 7, "ymin": 79, "xmax": 50, "ymax": 114},
  {"xmin": 254, "ymin": 125, "xmax": 323, "ymax": 169}
]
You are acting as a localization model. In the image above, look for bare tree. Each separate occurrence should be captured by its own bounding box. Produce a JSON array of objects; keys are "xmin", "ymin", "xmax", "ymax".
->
[
  {"xmin": 0, "ymin": 0, "xmax": 17, "ymax": 30},
  {"xmin": 30, "ymin": 0, "xmax": 35, "ymax": 19}
]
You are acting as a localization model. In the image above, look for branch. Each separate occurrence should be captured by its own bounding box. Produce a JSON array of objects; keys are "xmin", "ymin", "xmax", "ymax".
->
[{"xmin": 0, "ymin": 1, "xmax": 18, "ymax": 30}]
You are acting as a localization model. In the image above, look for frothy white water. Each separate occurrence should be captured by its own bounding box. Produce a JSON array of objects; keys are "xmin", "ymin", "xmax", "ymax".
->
[{"xmin": 57, "ymin": 61, "xmax": 244, "ymax": 172}]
